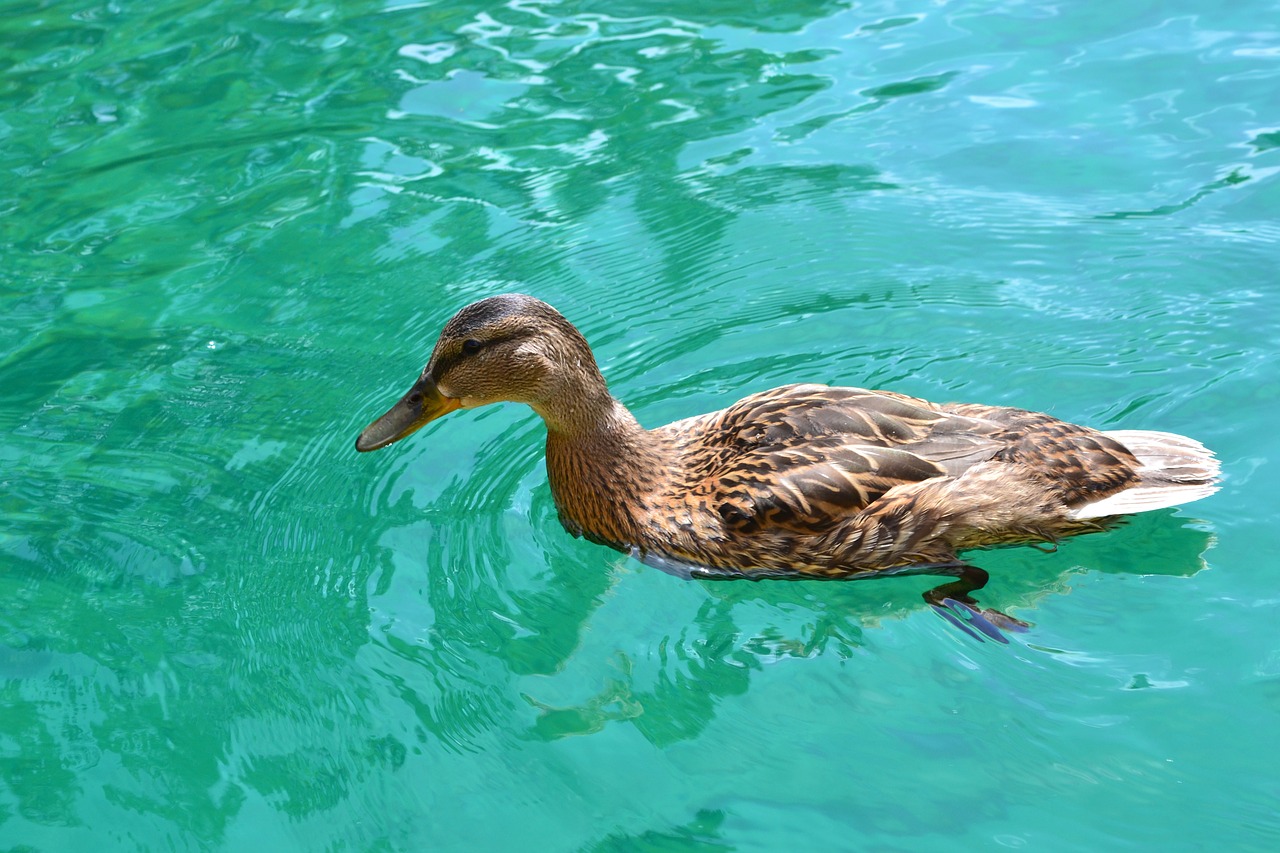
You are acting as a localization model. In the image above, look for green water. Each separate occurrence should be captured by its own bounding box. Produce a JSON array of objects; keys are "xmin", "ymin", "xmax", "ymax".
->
[{"xmin": 2, "ymin": 0, "xmax": 1278, "ymax": 849}]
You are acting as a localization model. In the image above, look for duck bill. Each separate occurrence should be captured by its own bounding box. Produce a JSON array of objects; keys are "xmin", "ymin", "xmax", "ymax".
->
[{"xmin": 355, "ymin": 374, "xmax": 461, "ymax": 452}]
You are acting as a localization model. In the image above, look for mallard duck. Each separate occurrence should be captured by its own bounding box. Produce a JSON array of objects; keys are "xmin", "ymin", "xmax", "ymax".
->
[{"xmin": 356, "ymin": 294, "xmax": 1220, "ymax": 641}]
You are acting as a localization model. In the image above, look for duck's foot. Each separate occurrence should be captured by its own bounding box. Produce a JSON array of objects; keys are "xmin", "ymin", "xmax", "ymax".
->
[
  {"xmin": 930, "ymin": 596, "xmax": 1030, "ymax": 644},
  {"xmin": 922, "ymin": 565, "xmax": 1030, "ymax": 644}
]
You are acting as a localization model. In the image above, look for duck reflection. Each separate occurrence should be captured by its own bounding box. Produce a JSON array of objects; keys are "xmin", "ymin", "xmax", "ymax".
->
[{"xmin": 513, "ymin": 505, "xmax": 1214, "ymax": 745}]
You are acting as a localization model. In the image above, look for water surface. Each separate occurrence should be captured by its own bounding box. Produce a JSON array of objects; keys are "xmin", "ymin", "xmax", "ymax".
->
[{"xmin": 2, "ymin": 0, "xmax": 1278, "ymax": 850}]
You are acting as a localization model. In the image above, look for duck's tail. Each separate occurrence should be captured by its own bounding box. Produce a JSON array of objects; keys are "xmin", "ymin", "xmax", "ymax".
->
[{"xmin": 1069, "ymin": 430, "xmax": 1221, "ymax": 519}]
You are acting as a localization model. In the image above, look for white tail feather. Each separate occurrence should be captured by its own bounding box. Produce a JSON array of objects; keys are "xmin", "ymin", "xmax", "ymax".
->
[{"xmin": 1069, "ymin": 430, "xmax": 1221, "ymax": 520}]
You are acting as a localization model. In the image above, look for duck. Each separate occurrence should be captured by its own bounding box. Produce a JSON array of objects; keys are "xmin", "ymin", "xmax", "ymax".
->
[{"xmin": 355, "ymin": 294, "xmax": 1221, "ymax": 641}]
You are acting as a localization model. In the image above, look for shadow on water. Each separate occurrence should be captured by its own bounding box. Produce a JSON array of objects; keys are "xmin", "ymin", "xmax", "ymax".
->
[
  {"xmin": 586, "ymin": 808, "xmax": 734, "ymax": 853},
  {"xmin": 518, "ymin": 509, "xmax": 1215, "ymax": 748}
]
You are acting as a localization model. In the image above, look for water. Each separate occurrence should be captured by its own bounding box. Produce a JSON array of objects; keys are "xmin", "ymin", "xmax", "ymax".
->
[{"xmin": 2, "ymin": 0, "xmax": 1278, "ymax": 849}]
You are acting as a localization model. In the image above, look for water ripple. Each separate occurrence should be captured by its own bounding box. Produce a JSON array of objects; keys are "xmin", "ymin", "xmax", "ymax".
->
[{"xmin": 2, "ymin": 0, "xmax": 1277, "ymax": 848}]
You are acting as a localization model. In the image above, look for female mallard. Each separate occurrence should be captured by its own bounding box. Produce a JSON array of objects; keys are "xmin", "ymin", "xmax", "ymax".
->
[{"xmin": 356, "ymin": 294, "xmax": 1220, "ymax": 641}]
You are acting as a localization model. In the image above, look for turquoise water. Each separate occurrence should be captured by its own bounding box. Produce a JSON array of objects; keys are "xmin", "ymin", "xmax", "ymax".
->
[{"xmin": 2, "ymin": 0, "xmax": 1278, "ymax": 849}]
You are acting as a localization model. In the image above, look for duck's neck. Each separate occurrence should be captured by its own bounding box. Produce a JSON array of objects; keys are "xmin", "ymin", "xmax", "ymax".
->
[{"xmin": 537, "ymin": 382, "xmax": 663, "ymax": 551}]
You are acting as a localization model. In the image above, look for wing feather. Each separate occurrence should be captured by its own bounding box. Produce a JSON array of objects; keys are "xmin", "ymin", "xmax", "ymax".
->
[
  {"xmin": 713, "ymin": 441, "xmax": 947, "ymax": 535},
  {"xmin": 665, "ymin": 384, "xmax": 1012, "ymax": 537}
]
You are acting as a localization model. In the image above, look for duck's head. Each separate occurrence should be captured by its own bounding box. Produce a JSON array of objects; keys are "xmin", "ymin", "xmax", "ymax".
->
[{"xmin": 355, "ymin": 293, "xmax": 602, "ymax": 452}]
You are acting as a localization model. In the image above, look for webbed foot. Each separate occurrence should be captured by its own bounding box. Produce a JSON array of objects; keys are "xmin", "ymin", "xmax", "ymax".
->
[
  {"xmin": 923, "ymin": 564, "xmax": 1030, "ymax": 644},
  {"xmin": 929, "ymin": 596, "xmax": 1030, "ymax": 643}
]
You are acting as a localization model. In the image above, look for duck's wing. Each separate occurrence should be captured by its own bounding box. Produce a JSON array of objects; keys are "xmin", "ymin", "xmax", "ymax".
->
[
  {"xmin": 672, "ymin": 384, "xmax": 1009, "ymax": 536},
  {"xmin": 711, "ymin": 439, "xmax": 948, "ymax": 535},
  {"xmin": 683, "ymin": 384, "xmax": 1008, "ymax": 471}
]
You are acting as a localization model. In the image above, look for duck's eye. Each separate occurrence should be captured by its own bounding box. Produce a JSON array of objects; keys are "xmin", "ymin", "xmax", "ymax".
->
[{"xmin": 462, "ymin": 339, "xmax": 483, "ymax": 355}]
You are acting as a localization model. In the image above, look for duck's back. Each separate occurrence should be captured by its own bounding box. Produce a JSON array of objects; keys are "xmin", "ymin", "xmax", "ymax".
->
[
  {"xmin": 660, "ymin": 384, "xmax": 1200, "ymax": 532},
  {"xmin": 668, "ymin": 384, "xmax": 1004, "ymax": 471},
  {"xmin": 667, "ymin": 383, "xmax": 1145, "ymax": 490}
]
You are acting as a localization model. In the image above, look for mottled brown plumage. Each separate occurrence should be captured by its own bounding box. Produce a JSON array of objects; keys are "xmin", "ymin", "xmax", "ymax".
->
[{"xmin": 356, "ymin": 294, "xmax": 1221, "ymax": 639}]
